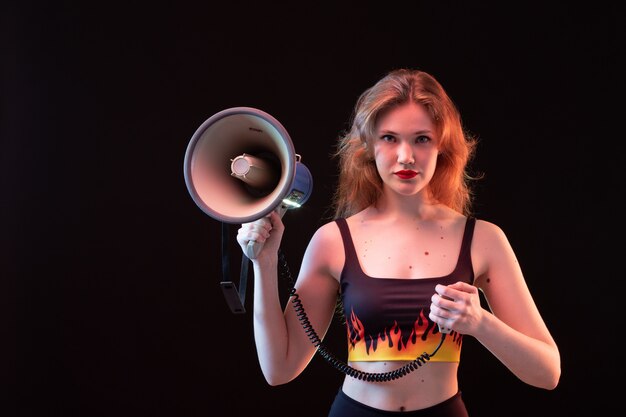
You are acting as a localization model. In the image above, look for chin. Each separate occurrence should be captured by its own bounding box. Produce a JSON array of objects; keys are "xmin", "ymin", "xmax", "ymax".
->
[{"xmin": 391, "ymin": 186, "xmax": 421, "ymax": 196}]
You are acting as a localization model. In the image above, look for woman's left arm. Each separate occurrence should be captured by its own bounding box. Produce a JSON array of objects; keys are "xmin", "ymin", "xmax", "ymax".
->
[{"xmin": 430, "ymin": 220, "xmax": 561, "ymax": 390}]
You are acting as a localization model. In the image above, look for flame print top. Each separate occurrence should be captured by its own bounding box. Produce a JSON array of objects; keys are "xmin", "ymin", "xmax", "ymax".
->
[{"xmin": 335, "ymin": 217, "xmax": 476, "ymax": 362}]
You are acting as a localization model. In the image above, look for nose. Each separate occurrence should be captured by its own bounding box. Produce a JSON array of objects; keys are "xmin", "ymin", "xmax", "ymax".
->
[{"xmin": 397, "ymin": 142, "xmax": 414, "ymax": 165}]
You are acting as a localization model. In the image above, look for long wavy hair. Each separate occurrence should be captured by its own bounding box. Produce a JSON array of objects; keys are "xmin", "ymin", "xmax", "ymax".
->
[{"xmin": 331, "ymin": 69, "xmax": 478, "ymax": 219}]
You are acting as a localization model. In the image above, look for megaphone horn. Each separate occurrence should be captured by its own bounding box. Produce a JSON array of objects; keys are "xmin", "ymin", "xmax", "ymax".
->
[{"xmin": 183, "ymin": 107, "xmax": 313, "ymax": 259}]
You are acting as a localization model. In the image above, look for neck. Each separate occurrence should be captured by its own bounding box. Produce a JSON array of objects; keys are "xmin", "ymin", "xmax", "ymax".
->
[{"xmin": 373, "ymin": 189, "xmax": 439, "ymax": 221}]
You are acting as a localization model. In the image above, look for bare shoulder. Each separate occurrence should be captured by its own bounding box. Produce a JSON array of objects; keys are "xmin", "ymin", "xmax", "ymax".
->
[
  {"xmin": 473, "ymin": 218, "xmax": 510, "ymax": 247},
  {"xmin": 309, "ymin": 219, "xmax": 343, "ymax": 248},
  {"xmin": 471, "ymin": 219, "xmax": 517, "ymax": 282},
  {"xmin": 303, "ymin": 219, "xmax": 345, "ymax": 282},
  {"xmin": 472, "ymin": 219, "xmax": 510, "ymax": 256}
]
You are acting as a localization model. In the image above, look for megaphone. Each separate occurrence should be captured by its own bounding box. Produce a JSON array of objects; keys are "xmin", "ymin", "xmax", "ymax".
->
[{"xmin": 183, "ymin": 106, "xmax": 313, "ymax": 258}]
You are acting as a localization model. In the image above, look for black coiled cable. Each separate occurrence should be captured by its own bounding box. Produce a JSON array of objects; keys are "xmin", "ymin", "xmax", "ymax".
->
[{"xmin": 278, "ymin": 250, "xmax": 446, "ymax": 382}]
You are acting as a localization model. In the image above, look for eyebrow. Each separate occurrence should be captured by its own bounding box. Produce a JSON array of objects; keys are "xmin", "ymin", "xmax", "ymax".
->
[{"xmin": 378, "ymin": 129, "xmax": 433, "ymax": 135}]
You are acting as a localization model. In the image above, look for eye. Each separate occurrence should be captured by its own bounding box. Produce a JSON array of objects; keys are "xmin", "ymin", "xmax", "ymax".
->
[
  {"xmin": 380, "ymin": 134, "xmax": 396, "ymax": 143},
  {"xmin": 415, "ymin": 135, "xmax": 432, "ymax": 144}
]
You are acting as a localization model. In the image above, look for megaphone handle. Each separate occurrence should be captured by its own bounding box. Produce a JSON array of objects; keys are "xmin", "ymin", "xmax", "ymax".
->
[
  {"xmin": 244, "ymin": 204, "xmax": 288, "ymax": 260},
  {"xmin": 245, "ymin": 240, "xmax": 263, "ymax": 259}
]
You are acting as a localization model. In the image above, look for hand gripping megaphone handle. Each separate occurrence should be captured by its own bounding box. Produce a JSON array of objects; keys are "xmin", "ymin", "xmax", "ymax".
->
[
  {"xmin": 245, "ymin": 241, "xmax": 262, "ymax": 260},
  {"xmin": 244, "ymin": 204, "xmax": 288, "ymax": 259}
]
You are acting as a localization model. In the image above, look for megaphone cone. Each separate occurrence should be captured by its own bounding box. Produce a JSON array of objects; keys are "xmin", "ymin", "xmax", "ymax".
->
[{"xmin": 183, "ymin": 107, "xmax": 313, "ymax": 258}]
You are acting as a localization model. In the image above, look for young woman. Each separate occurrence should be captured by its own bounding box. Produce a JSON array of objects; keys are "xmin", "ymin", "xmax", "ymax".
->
[{"xmin": 237, "ymin": 69, "xmax": 560, "ymax": 416}]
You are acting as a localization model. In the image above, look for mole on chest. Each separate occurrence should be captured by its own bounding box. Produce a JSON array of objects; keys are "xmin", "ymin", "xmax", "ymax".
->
[{"xmin": 355, "ymin": 228, "xmax": 457, "ymax": 278}]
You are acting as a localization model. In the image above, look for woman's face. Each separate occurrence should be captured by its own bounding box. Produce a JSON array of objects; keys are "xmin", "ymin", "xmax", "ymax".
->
[{"xmin": 373, "ymin": 102, "xmax": 439, "ymax": 197}]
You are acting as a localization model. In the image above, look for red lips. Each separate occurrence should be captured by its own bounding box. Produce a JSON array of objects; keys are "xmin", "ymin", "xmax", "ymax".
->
[{"xmin": 395, "ymin": 170, "xmax": 417, "ymax": 179}]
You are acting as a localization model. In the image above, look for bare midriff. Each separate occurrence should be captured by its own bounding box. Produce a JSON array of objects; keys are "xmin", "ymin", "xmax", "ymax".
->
[{"xmin": 341, "ymin": 361, "xmax": 459, "ymax": 412}]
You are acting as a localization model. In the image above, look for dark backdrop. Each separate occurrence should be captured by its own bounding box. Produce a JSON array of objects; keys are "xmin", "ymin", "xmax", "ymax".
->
[{"xmin": 3, "ymin": 2, "xmax": 623, "ymax": 416}]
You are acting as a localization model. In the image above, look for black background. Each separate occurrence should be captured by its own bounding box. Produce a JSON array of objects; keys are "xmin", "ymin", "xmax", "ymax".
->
[{"xmin": 3, "ymin": 2, "xmax": 624, "ymax": 416}]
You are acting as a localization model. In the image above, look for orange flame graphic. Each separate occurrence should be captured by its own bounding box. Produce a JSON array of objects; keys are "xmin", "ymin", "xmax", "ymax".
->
[{"xmin": 346, "ymin": 308, "xmax": 463, "ymax": 361}]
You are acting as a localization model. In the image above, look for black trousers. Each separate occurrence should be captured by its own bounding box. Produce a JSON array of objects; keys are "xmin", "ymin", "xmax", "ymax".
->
[{"xmin": 327, "ymin": 389, "xmax": 469, "ymax": 417}]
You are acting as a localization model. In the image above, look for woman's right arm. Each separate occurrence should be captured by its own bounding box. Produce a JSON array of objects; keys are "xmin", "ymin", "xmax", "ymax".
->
[{"xmin": 237, "ymin": 212, "xmax": 341, "ymax": 385}]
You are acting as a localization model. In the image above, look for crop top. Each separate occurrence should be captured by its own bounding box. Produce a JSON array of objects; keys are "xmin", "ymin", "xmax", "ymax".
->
[{"xmin": 336, "ymin": 217, "xmax": 475, "ymax": 362}]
